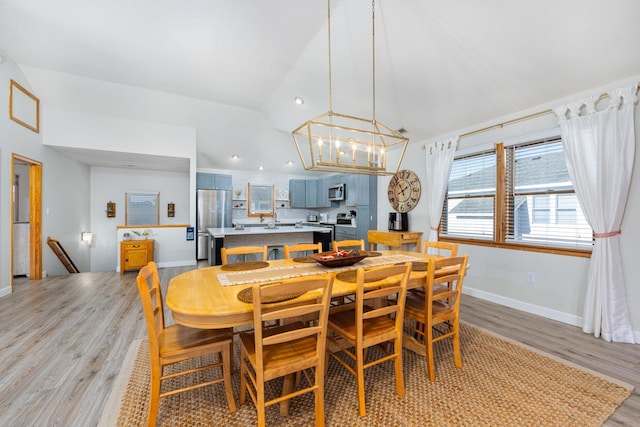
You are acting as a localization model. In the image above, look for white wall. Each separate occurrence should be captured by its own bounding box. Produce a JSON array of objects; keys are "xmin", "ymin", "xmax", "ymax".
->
[
  {"xmin": 0, "ymin": 50, "xmax": 92, "ymax": 295},
  {"xmin": 91, "ymin": 167, "xmax": 193, "ymax": 271},
  {"xmin": 380, "ymin": 75, "xmax": 640, "ymax": 337}
]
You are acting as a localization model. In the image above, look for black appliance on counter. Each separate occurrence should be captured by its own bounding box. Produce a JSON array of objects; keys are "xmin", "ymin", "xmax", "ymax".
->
[{"xmin": 388, "ymin": 212, "xmax": 408, "ymax": 231}]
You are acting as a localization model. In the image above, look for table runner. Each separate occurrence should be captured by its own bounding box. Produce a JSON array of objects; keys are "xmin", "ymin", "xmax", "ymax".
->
[{"xmin": 217, "ymin": 254, "xmax": 424, "ymax": 286}]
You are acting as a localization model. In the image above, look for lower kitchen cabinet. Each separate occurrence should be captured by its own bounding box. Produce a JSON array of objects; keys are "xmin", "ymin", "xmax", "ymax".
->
[
  {"xmin": 334, "ymin": 225, "xmax": 357, "ymax": 241},
  {"xmin": 120, "ymin": 239, "xmax": 154, "ymax": 275}
]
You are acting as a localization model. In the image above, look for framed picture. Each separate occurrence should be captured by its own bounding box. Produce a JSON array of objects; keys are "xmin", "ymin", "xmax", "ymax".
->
[{"xmin": 9, "ymin": 80, "xmax": 40, "ymax": 133}]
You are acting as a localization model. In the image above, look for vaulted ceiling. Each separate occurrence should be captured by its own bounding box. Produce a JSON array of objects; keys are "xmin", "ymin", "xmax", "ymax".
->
[{"xmin": 1, "ymin": 0, "xmax": 639, "ymax": 174}]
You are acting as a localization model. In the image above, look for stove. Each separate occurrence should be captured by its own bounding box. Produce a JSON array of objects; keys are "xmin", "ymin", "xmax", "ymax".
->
[{"xmin": 336, "ymin": 212, "xmax": 354, "ymax": 225}]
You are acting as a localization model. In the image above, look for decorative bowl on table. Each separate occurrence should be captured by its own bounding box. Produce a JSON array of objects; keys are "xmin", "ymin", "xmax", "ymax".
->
[{"xmin": 309, "ymin": 250, "xmax": 368, "ymax": 268}]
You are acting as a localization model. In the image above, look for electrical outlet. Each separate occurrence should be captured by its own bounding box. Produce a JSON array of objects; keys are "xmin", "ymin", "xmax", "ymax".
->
[{"xmin": 526, "ymin": 272, "xmax": 535, "ymax": 284}]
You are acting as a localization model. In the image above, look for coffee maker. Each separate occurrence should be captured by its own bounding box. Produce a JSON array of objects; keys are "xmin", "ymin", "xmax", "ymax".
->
[{"xmin": 388, "ymin": 212, "xmax": 408, "ymax": 231}]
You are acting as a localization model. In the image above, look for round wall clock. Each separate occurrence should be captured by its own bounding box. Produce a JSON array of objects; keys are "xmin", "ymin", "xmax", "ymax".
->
[{"xmin": 387, "ymin": 169, "xmax": 422, "ymax": 212}]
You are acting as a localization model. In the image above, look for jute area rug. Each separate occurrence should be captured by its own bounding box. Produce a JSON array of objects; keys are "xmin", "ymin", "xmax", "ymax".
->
[{"xmin": 100, "ymin": 323, "xmax": 632, "ymax": 426}]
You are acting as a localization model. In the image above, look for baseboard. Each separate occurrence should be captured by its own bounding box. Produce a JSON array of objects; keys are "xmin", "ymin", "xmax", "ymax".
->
[
  {"xmin": 0, "ymin": 286, "xmax": 11, "ymax": 298},
  {"xmin": 463, "ymin": 286, "xmax": 582, "ymax": 327},
  {"xmin": 465, "ymin": 288, "xmax": 640, "ymax": 342},
  {"xmin": 156, "ymin": 260, "xmax": 197, "ymax": 268},
  {"xmin": 115, "ymin": 260, "xmax": 197, "ymax": 273}
]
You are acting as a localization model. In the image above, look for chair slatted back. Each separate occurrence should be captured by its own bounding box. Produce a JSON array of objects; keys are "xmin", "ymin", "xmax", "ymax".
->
[
  {"xmin": 427, "ymin": 255, "xmax": 468, "ymax": 317},
  {"xmin": 136, "ymin": 262, "xmax": 164, "ymax": 363},
  {"xmin": 422, "ymin": 241, "xmax": 459, "ymax": 257},
  {"xmin": 251, "ymin": 276, "xmax": 334, "ymax": 371},
  {"xmin": 332, "ymin": 239, "xmax": 365, "ymax": 252},
  {"xmin": 356, "ymin": 263, "xmax": 411, "ymax": 335},
  {"xmin": 221, "ymin": 245, "xmax": 268, "ymax": 264},
  {"xmin": 283, "ymin": 242, "xmax": 323, "ymax": 259}
]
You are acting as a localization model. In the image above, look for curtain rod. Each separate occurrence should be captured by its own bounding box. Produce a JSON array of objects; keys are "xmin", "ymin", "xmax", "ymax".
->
[{"xmin": 422, "ymin": 83, "xmax": 640, "ymax": 149}]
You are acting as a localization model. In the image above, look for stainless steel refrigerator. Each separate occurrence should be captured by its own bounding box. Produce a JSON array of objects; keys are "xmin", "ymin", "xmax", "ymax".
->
[{"xmin": 196, "ymin": 189, "xmax": 232, "ymax": 260}]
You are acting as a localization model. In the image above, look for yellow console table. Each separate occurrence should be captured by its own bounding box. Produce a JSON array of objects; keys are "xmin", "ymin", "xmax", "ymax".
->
[{"xmin": 367, "ymin": 230, "xmax": 423, "ymax": 252}]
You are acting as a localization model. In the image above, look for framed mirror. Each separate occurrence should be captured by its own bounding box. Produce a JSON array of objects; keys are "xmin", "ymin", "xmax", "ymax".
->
[
  {"xmin": 10, "ymin": 80, "xmax": 40, "ymax": 133},
  {"xmin": 247, "ymin": 184, "xmax": 274, "ymax": 217}
]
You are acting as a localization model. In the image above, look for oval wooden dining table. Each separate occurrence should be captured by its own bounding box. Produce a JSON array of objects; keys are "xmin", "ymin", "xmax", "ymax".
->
[{"xmin": 166, "ymin": 250, "xmax": 437, "ymax": 329}]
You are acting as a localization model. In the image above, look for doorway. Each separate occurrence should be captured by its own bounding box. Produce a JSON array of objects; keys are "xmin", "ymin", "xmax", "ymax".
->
[{"xmin": 10, "ymin": 154, "xmax": 42, "ymax": 285}]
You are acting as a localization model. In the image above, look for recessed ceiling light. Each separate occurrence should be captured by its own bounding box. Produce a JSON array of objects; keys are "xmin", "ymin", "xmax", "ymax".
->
[
  {"xmin": 231, "ymin": 154, "xmax": 239, "ymax": 160},
  {"xmin": 294, "ymin": 96, "xmax": 304, "ymax": 105},
  {"xmin": 258, "ymin": 165, "xmax": 264, "ymax": 171},
  {"xmin": 286, "ymin": 160, "xmax": 294, "ymax": 166}
]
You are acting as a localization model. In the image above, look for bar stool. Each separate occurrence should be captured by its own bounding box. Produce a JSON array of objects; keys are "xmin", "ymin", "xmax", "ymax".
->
[{"xmin": 267, "ymin": 245, "xmax": 283, "ymax": 260}]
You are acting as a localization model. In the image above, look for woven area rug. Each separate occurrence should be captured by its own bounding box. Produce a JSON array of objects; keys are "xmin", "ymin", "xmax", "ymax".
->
[{"xmin": 101, "ymin": 323, "xmax": 632, "ymax": 426}]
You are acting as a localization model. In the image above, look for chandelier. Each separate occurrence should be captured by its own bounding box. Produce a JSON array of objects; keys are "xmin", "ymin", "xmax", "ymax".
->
[{"xmin": 292, "ymin": 0, "xmax": 409, "ymax": 176}]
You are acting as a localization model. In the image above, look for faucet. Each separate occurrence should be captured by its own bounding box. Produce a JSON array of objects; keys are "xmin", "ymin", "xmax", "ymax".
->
[
  {"xmin": 274, "ymin": 210, "xmax": 280, "ymax": 223},
  {"xmin": 259, "ymin": 213, "xmax": 264, "ymax": 223}
]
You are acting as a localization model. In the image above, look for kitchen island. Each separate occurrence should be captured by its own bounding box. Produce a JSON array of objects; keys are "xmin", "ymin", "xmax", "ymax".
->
[{"xmin": 207, "ymin": 225, "xmax": 332, "ymax": 264}]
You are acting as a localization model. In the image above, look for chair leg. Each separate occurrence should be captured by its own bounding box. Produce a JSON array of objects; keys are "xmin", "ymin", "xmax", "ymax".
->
[
  {"xmin": 257, "ymin": 371, "xmax": 266, "ymax": 427},
  {"xmin": 315, "ymin": 365, "xmax": 325, "ymax": 427},
  {"xmin": 147, "ymin": 364, "xmax": 161, "ymax": 427},
  {"xmin": 239, "ymin": 347, "xmax": 247, "ymax": 405},
  {"xmin": 222, "ymin": 344, "xmax": 237, "ymax": 412},
  {"xmin": 393, "ymin": 338, "xmax": 405, "ymax": 397},
  {"xmin": 356, "ymin": 346, "xmax": 366, "ymax": 417},
  {"xmin": 452, "ymin": 319, "xmax": 463, "ymax": 369},
  {"xmin": 426, "ymin": 325, "xmax": 436, "ymax": 382},
  {"xmin": 280, "ymin": 373, "xmax": 295, "ymax": 416}
]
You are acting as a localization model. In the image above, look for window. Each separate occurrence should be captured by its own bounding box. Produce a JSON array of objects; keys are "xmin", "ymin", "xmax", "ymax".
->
[
  {"xmin": 125, "ymin": 192, "xmax": 159, "ymax": 226},
  {"xmin": 441, "ymin": 150, "xmax": 496, "ymax": 240},
  {"xmin": 440, "ymin": 136, "xmax": 593, "ymax": 254}
]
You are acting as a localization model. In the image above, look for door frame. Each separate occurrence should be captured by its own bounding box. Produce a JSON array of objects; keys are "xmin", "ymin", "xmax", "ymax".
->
[{"xmin": 10, "ymin": 153, "xmax": 42, "ymax": 284}]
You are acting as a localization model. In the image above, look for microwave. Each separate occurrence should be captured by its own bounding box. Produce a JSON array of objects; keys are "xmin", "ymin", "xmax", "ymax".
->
[{"xmin": 328, "ymin": 184, "xmax": 345, "ymax": 201}]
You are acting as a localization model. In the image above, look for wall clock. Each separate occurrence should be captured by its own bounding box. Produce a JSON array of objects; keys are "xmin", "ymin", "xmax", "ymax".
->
[{"xmin": 387, "ymin": 169, "xmax": 421, "ymax": 212}]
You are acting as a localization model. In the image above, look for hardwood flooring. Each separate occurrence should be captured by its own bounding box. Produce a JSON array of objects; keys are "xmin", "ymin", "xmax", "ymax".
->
[{"xmin": 0, "ymin": 266, "xmax": 637, "ymax": 426}]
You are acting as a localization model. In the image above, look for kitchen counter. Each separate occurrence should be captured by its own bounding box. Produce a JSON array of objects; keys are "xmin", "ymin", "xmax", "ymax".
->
[
  {"xmin": 207, "ymin": 225, "xmax": 332, "ymax": 263},
  {"xmin": 207, "ymin": 225, "xmax": 331, "ymax": 238}
]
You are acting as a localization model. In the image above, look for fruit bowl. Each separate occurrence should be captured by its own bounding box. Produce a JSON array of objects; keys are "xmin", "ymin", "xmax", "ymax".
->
[{"xmin": 309, "ymin": 250, "xmax": 368, "ymax": 268}]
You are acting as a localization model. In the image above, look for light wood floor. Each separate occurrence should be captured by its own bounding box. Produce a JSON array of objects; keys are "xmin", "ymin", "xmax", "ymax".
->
[{"xmin": 0, "ymin": 266, "xmax": 637, "ymax": 426}]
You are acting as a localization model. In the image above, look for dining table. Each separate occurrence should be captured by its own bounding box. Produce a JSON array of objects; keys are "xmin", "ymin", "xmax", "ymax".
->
[{"xmin": 166, "ymin": 250, "xmax": 439, "ymax": 329}]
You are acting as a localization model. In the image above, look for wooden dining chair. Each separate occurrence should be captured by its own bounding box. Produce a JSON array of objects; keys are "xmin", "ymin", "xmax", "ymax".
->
[
  {"xmin": 403, "ymin": 255, "xmax": 468, "ymax": 382},
  {"xmin": 326, "ymin": 262, "xmax": 411, "ymax": 417},
  {"xmin": 136, "ymin": 262, "xmax": 236, "ymax": 426},
  {"xmin": 221, "ymin": 245, "xmax": 268, "ymax": 265},
  {"xmin": 422, "ymin": 240, "xmax": 459, "ymax": 257},
  {"xmin": 283, "ymin": 242, "xmax": 323, "ymax": 259},
  {"xmin": 332, "ymin": 239, "xmax": 365, "ymax": 252},
  {"xmin": 239, "ymin": 275, "xmax": 334, "ymax": 427}
]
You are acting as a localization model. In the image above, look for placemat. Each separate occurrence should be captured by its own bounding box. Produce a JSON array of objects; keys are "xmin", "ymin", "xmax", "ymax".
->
[
  {"xmin": 411, "ymin": 261, "xmax": 428, "ymax": 271},
  {"xmin": 335, "ymin": 270, "xmax": 381, "ymax": 283},
  {"xmin": 220, "ymin": 261, "xmax": 269, "ymax": 271},
  {"xmin": 236, "ymin": 287, "xmax": 306, "ymax": 304},
  {"xmin": 217, "ymin": 254, "xmax": 425, "ymax": 286},
  {"xmin": 292, "ymin": 256, "xmax": 317, "ymax": 263}
]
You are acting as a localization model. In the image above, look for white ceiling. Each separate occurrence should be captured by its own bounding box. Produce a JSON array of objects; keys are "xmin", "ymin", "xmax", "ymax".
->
[{"xmin": 1, "ymin": 0, "xmax": 639, "ymax": 174}]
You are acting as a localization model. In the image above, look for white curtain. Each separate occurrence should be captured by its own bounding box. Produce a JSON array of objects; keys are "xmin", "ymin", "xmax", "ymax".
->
[
  {"xmin": 553, "ymin": 84, "xmax": 637, "ymax": 343},
  {"xmin": 424, "ymin": 137, "xmax": 458, "ymax": 242}
]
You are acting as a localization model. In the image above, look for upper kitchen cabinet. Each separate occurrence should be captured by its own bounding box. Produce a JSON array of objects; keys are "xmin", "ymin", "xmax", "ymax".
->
[
  {"xmin": 305, "ymin": 179, "xmax": 318, "ymax": 208},
  {"xmin": 289, "ymin": 179, "xmax": 306, "ymax": 208},
  {"xmin": 196, "ymin": 173, "xmax": 232, "ymax": 190},
  {"xmin": 316, "ymin": 177, "xmax": 332, "ymax": 208},
  {"xmin": 345, "ymin": 175, "xmax": 375, "ymax": 207}
]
